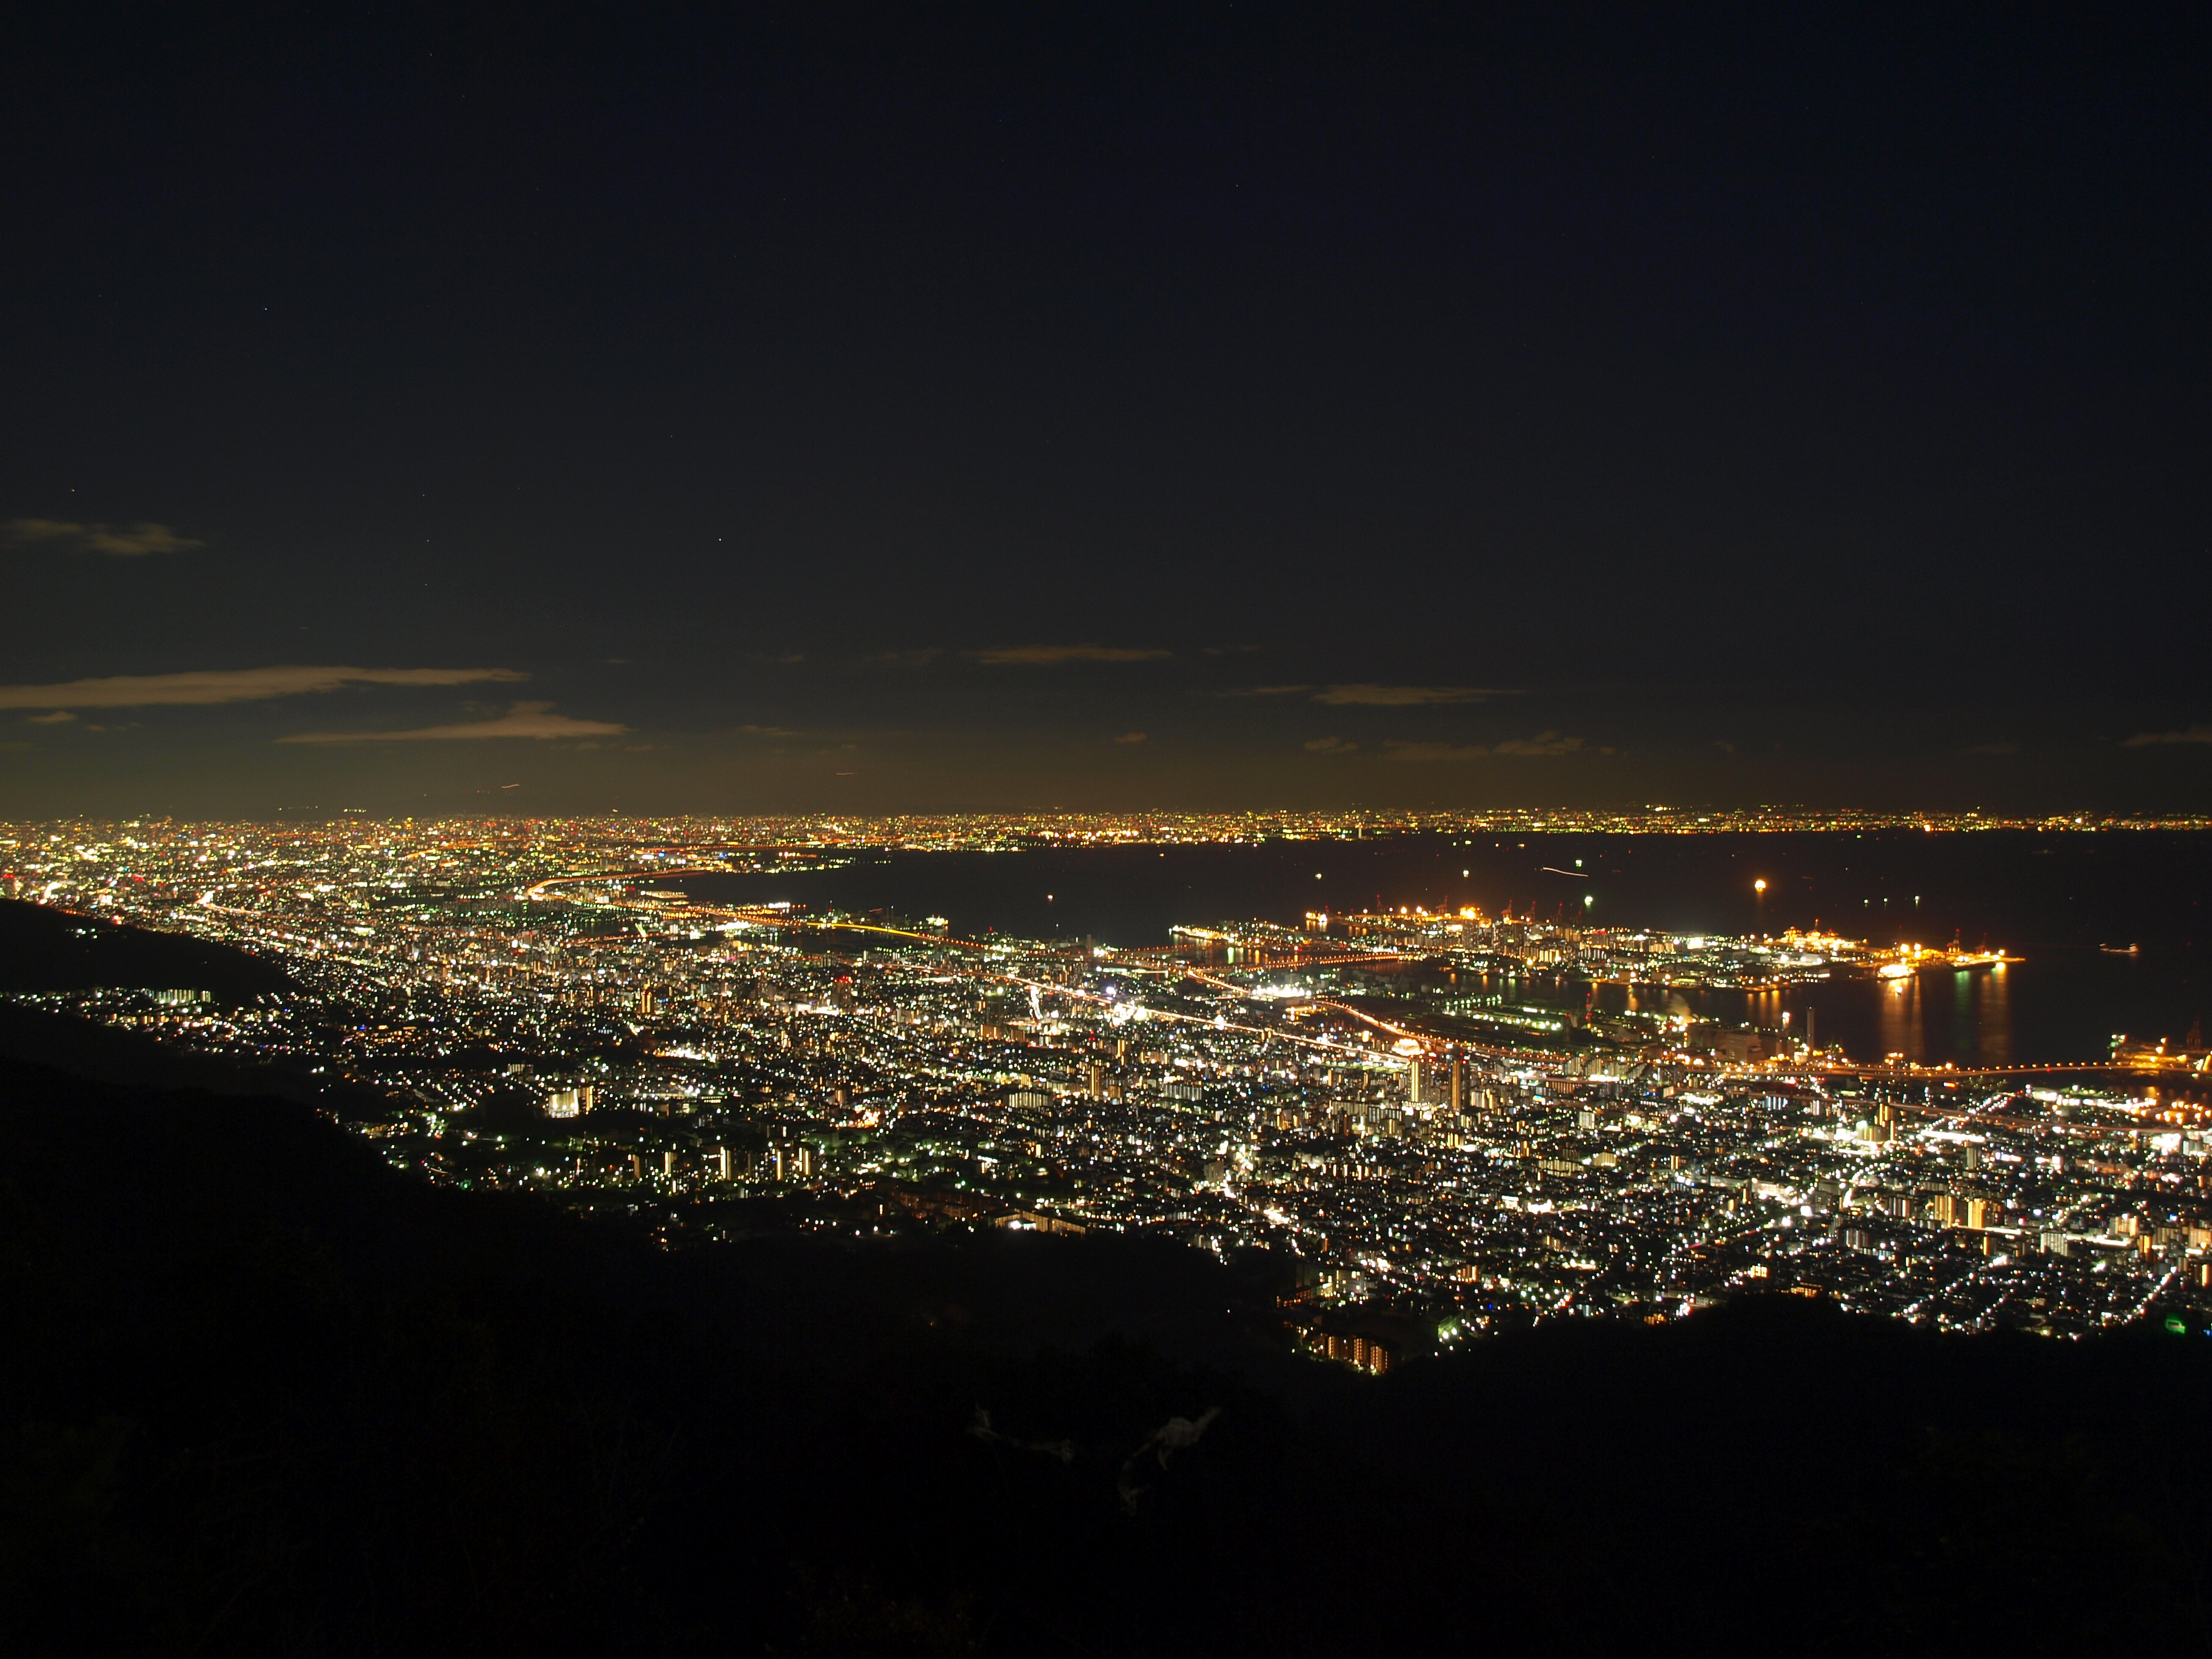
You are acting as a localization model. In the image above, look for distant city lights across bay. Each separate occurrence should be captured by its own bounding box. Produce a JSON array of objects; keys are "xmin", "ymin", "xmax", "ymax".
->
[{"xmin": 6, "ymin": 811, "xmax": 2210, "ymax": 1363}]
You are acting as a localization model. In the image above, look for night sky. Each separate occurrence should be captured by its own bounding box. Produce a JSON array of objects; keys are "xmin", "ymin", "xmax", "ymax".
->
[{"xmin": 3, "ymin": 7, "xmax": 2205, "ymax": 817}]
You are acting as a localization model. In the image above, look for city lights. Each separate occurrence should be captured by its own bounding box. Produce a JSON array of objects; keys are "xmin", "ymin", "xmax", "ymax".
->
[{"xmin": 3, "ymin": 810, "xmax": 2208, "ymax": 1349}]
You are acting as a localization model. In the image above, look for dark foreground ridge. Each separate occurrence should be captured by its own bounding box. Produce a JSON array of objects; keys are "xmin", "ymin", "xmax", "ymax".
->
[
  {"xmin": 0, "ymin": 899, "xmax": 346, "ymax": 1107},
  {"xmin": 4, "ymin": 1057, "xmax": 2211, "ymax": 1656},
  {"xmin": 0, "ymin": 897, "xmax": 293, "ymax": 1000}
]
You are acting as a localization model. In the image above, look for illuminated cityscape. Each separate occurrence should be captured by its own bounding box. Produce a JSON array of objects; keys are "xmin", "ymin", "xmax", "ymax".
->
[
  {"xmin": 7, "ymin": 8, "xmax": 2212, "ymax": 1646},
  {"xmin": 10, "ymin": 814, "xmax": 2208, "ymax": 1370}
]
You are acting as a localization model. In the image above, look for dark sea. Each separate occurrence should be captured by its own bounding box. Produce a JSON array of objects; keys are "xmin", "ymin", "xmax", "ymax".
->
[{"xmin": 667, "ymin": 832, "xmax": 2212, "ymax": 1070}]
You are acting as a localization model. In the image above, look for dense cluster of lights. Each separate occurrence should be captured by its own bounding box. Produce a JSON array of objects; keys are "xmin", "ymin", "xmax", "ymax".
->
[{"xmin": 5, "ymin": 815, "xmax": 2209, "ymax": 1361}]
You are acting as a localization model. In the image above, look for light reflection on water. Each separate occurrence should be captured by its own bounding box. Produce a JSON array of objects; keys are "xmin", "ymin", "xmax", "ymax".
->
[
  {"xmin": 1583, "ymin": 965, "xmax": 2043, "ymax": 1067},
  {"xmin": 1877, "ymin": 977, "xmax": 1923, "ymax": 1065},
  {"xmin": 672, "ymin": 843, "xmax": 2199, "ymax": 1069},
  {"xmin": 1471, "ymin": 969, "xmax": 2034, "ymax": 1066},
  {"xmin": 1976, "ymin": 966, "xmax": 2011, "ymax": 1067},
  {"xmin": 1418, "ymin": 957, "xmax": 2172, "ymax": 1068}
]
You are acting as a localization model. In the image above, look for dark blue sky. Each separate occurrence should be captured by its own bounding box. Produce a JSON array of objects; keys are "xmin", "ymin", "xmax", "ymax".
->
[{"xmin": 2, "ymin": 6, "xmax": 2205, "ymax": 816}]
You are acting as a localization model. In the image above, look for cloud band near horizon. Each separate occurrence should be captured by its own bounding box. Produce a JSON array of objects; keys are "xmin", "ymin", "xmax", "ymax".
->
[
  {"xmin": 277, "ymin": 702, "xmax": 627, "ymax": 742},
  {"xmin": 2123, "ymin": 725, "xmax": 2212, "ymax": 746},
  {"xmin": 0, "ymin": 666, "xmax": 528, "ymax": 709},
  {"xmin": 4, "ymin": 517, "xmax": 204, "ymax": 556},
  {"xmin": 1313, "ymin": 684, "xmax": 1521, "ymax": 705},
  {"xmin": 967, "ymin": 644, "xmax": 1171, "ymax": 665}
]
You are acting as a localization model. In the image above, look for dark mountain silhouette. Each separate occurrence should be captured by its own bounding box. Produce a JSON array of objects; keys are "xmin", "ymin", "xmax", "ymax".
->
[
  {"xmin": 0, "ymin": 897, "xmax": 293, "ymax": 999},
  {"xmin": 0, "ymin": 899, "xmax": 392, "ymax": 1111},
  {"xmin": 3, "ymin": 899, "xmax": 2209, "ymax": 1652},
  {"xmin": 2, "ymin": 1053, "xmax": 2209, "ymax": 1657}
]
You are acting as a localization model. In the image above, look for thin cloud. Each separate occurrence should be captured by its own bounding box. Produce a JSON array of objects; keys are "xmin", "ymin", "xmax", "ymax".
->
[
  {"xmin": 1111, "ymin": 731, "xmax": 1148, "ymax": 744},
  {"xmin": 1963, "ymin": 741, "xmax": 2019, "ymax": 756},
  {"xmin": 1313, "ymin": 684, "xmax": 1520, "ymax": 706},
  {"xmin": 2122, "ymin": 725, "xmax": 2212, "ymax": 747},
  {"xmin": 4, "ymin": 517, "xmax": 204, "ymax": 557},
  {"xmin": 278, "ymin": 702, "xmax": 628, "ymax": 743},
  {"xmin": 1218, "ymin": 684, "xmax": 1313, "ymax": 697},
  {"xmin": 23, "ymin": 710, "xmax": 75, "ymax": 724},
  {"xmin": 1304, "ymin": 736, "xmax": 1357, "ymax": 752},
  {"xmin": 967, "ymin": 644, "xmax": 1171, "ymax": 665},
  {"xmin": 1384, "ymin": 740, "xmax": 1493, "ymax": 762},
  {"xmin": 1386, "ymin": 731, "xmax": 1587, "ymax": 761},
  {"xmin": 0, "ymin": 665, "xmax": 527, "ymax": 710},
  {"xmin": 1493, "ymin": 731, "xmax": 1586, "ymax": 756}
]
